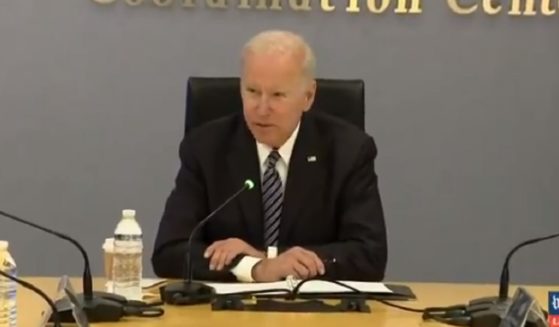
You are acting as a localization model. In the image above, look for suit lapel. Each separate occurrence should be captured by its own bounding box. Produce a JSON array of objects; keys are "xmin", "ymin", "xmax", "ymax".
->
[
  {"xmin": 280, "ymin": 113, "xmax": 327, "ymax": 244},
  {"xmin": 226, "ymin": 119, "xmax": 264, "ymax": 247}
]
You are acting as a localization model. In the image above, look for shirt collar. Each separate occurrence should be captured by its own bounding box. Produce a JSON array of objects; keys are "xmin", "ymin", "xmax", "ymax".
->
[{"xmin": 256, "ymin": 121, "xmax": 300, "ymax": 167}]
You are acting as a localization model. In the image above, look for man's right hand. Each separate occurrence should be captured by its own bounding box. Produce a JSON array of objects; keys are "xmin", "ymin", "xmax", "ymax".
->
[{"xmin": 252, "ymin": 246, "xmax": 326, "ymax": 282}]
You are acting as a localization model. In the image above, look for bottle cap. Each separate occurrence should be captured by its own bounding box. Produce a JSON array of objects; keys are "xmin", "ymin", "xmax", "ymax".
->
[
  {"xmin": 122, "ymin": 209, "xmax": 136, "ymax": 218},
  {"xmin": 0, "ymin": 241, "xmax": 8, "ymax": 250}
]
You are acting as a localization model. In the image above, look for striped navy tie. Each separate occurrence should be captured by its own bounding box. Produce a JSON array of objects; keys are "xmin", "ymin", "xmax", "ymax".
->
[{"xmin": 262, "ymin": 150, "xmax": 283, "ymax": 247}]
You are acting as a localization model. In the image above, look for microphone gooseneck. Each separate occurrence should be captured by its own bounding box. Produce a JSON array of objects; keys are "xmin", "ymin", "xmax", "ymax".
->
[{"xmin": 162, "ymin": 179, "xmax": 254, "ymax": 306}]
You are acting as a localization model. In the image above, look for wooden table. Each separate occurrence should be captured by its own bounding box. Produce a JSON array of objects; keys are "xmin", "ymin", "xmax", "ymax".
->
[{"xmin": 18, "ymin": 277, "xmax": 557, "ymax": 327}]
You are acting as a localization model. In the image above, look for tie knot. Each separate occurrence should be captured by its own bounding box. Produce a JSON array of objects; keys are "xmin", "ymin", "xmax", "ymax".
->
[{"xmin": 266, "ymin": 150, "xmax": 281, "ymax": 168}]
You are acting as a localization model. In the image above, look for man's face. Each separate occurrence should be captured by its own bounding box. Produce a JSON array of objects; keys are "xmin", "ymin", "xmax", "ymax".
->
[{"xmin": 241, "ymin": 51, "xmax": 316, "ymax": 148}]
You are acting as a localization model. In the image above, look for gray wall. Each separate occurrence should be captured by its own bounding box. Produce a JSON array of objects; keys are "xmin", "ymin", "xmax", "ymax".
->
[{"xmin": 1, "ymin": 0, "xmax": 558, "ymax": 284}]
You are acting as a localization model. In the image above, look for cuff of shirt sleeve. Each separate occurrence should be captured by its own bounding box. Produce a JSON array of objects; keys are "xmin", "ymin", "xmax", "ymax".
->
[{"xmin": 230, "ymin": 256, "xmax": 262, "ymax": 282}]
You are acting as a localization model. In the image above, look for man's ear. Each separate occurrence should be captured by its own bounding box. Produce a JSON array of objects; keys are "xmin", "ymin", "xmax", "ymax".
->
[{"xmin": 303, "ymin": 79, "xmax": 317, "ymax": 112}]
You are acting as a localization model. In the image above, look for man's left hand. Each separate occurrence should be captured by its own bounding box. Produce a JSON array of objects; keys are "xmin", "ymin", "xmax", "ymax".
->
[{"xmin": 204, "ymin": 238, "xmax": 265, "ymax": 271}]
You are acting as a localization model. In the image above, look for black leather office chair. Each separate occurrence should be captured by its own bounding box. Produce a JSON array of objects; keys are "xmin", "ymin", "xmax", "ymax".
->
[{"xmin": 184, "ymin": 77, "xmax": 365, "ymax": 135}]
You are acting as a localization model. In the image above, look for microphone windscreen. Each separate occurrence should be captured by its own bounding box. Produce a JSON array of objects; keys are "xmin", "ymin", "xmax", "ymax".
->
[{"xmin": 244, "ymin": 179, "xmax": 255, "ymax": 190}]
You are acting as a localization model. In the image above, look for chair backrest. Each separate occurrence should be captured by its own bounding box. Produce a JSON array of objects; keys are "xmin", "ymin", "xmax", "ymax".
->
[{"xmin": 185, "ymin": 77, "xmax": 365, "ymax": 134}]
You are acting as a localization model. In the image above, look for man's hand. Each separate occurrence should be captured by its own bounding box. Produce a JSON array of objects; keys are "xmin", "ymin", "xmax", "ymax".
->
[
  {"xmin": 252, "ymin": 247, "xmax": 325, "ymax": 282},
  {"xmin": 204, "ymin": 238, "xmax": 265, "ymax": 271}
]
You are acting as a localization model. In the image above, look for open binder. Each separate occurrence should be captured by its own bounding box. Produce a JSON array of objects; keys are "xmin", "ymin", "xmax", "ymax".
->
[
  {"xmin": 206, "ymin": 279, "xmax": 411, "ymax": 298},
  {"xmin": 201, "ymin": 278, "xmax": 416, "ymax": 312}
]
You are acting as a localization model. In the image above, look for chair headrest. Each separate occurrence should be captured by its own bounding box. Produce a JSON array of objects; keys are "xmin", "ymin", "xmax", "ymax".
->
[{"xmin": 185, "ymin": 77, "xmax": 365, "ymax": 134}]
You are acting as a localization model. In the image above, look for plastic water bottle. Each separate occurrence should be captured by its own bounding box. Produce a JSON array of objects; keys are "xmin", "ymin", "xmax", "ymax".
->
[
  {"xmin": 112, "ymin": 209, "xmax": 143, "ymax": 300},
  {"xmin": 0, "ymin": 241, "xmax": 17, "ymax": 327}
]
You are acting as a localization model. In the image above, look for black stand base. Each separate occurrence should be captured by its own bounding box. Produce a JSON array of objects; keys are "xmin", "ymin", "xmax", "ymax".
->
[
  {"xmin": 425, "ymin": 295, "xmax": 548, "ymax": 327},
  {"xmin": 160, "ymin": 280, "xmax": 215, "ymax": 305},
  {"xmin": 469, "ymin": 296, "xmax": 504, "ymax": 307},
  {"xmin": 339, "ymin": 297, "xmax": 370, "ymax": 312},
  {"xmin": 48, "ymin": 291, "xmax": 126, "ymax": 323},
  {"xmin": 211, "ymin": 295, "xmax": 370, "ymax": 313}
]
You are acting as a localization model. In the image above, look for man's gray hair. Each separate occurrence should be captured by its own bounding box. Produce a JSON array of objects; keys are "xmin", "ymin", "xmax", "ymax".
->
[{"xmin": 242, "ymin": 30, "xmax": 316, "ymax": 79}]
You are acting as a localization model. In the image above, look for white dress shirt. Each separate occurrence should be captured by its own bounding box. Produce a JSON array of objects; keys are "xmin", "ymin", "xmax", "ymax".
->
[{"xmin": 229, "ymin": 122, "xmax": 300, "ymax": 282}]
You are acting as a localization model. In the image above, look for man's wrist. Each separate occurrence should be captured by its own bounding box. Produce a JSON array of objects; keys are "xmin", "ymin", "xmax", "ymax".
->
[{"xmin": 251, "ymin": 259, "xmax": 266, "ymax": 282}]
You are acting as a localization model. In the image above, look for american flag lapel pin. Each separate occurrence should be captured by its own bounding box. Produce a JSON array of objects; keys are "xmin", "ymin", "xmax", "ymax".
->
[{"xmin": 307, "ymin": 155, "xmax": 317, "ymax": 162}]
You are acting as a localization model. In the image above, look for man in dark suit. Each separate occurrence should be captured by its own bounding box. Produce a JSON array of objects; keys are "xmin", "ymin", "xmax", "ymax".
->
[{"xmin": 152, "ymin": 30, "xmax": 387, "ymax": 282}]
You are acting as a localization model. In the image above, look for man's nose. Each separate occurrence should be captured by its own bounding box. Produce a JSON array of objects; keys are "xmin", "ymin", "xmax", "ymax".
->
[{"xmin": 255, "ymin": 95, "xmax": 271, "ymax": 115}]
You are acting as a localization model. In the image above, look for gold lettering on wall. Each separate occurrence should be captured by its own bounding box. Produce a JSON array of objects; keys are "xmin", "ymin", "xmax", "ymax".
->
[
  {"xmin": 346, "ymin": 0, "xmax": 360, "ymax": 13},
  {"xmin": 447, "ymin": 0, "xmax": 477, "ymax": 14},
  {"xmin": 289, "ymin": 0, "xmax": 311, "ymax": 11},
  {"xmin": 509, "ymin": 0, "xmax": 535, "ymax": 15},
  {"xmin": 90, "ymin": 0, "xmax": 558, "ymax": 16},
  {"xmin": 541, "ymin": 0, "xmax": 557, "ymax": 15},
  {"xmin": 321, "ymin": 0, "xmax": 335, "ymax": 12},
  {"xmin": 394, "ymin": 0, "xmax": 422, "ymax": 14},
  {"xmin": 483, "ymin": 0, "xmax": 501, "ymax": 15},
  {"xmin": 367, "ymin": 0, "xmax": 390, "ymax": 13},
  {"xmin": 238, "ymin": 0, "xmax": 282, "ymax": 10}
]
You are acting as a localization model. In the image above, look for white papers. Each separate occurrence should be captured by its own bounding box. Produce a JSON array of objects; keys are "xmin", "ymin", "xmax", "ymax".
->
[
  {"xmin": 204, "ymin": 280, "xmax": 392, "ymax": 295},
  {"xmin": 295, "ymin": 280, "xmax": 392, "ymax": 294},
  {"xmin": 204, "ymin": 281, "xmax": 288, "ymax": 295}
]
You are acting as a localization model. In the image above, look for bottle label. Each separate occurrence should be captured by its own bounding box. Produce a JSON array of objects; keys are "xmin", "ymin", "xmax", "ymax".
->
[{"xmin": 114, "ymin": 234, "xmax": 142, "ymax": 241}]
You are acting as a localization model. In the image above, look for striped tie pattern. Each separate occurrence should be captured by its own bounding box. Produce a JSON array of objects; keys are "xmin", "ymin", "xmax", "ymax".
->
[{"xmin": 262, "ymin": 150, "xmax": 283, "ymax": 247}]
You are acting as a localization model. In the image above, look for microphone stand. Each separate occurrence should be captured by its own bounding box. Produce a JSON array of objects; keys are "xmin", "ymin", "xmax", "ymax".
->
[
  {"xmin": 0, "ymin": 209, "xmax": 125, "ymax": 322},
  {"xmin": 161, "ymin": 180, "xmax": 255, "ymax": 305},
  {"xmin": 422, "ymin": 232, "xmax": 559, "ymax": 327},
  {"xmin": 469, "ymin": 232, "xmax": 559, "ymax": 307}
]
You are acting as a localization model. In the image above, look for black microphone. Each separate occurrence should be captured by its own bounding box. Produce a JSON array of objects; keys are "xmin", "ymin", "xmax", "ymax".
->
[
  {"xmin": 497, "ymin": 232, "xmax": 559, "ymax": 300},
  {"xmin": 468, "ymin": 232, "xmax": 559, "ymax": 307},
  {"xmin": 0, "ymin": 270, "xmax": 62, "ymax": 327},
  {"xmin": 423, "ymin": 232, "xmax": 559, "ymax": 327},
  {"xmin": 0, "ymin": 209, "xmax": 126, "ymax": 322},
  {"xmin": 161, "ymin": 179, "xmax": 255, "ymax": 305}
]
